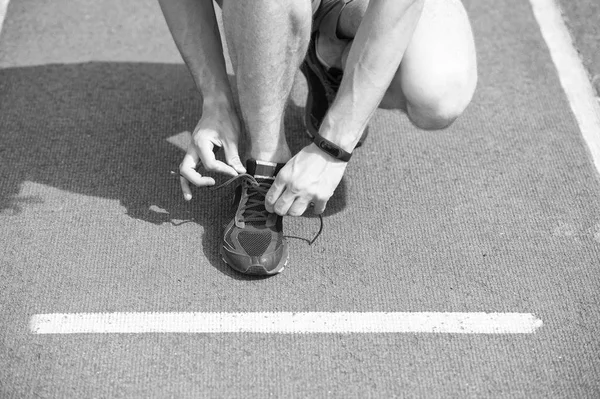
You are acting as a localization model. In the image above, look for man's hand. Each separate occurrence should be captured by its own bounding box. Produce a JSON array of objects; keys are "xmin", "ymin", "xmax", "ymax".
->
[
  {"xmin": 179, "ymin": 106, "xmax": 246, "ymax": 200},
  {"xmin": 266, "ymin": 144, "xmax": 347, "ymax": 216}
]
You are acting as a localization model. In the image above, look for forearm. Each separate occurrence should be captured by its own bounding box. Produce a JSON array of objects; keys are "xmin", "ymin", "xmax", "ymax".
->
[
  {"xmin": 158, "ymin": 0, "xmax": 234, "ymax": 109},
  {"xmin": 320, "ymin": 0, "xmax": 425, "ymax": 151}
]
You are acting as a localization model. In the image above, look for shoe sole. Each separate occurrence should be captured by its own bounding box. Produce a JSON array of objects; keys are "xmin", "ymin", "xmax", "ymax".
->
[{"xmin": 220, "ymin": 245, "xmax": 289, "ymax": 276}]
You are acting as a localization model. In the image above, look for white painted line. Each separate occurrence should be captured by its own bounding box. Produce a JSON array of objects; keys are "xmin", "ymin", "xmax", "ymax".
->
[
  {"xmin": 0, "ymin": 0, "xmax": 10, "ymax": 37},
  {"xmin": 529, "ymin": 0, "xmax": 600, "ymax": 175},
  {"xmin": 29, "ymin": 312, "xmax": 543, "ymax": 334}
]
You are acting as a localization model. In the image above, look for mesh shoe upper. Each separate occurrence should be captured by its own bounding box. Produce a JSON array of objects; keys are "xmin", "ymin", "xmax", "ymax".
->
[{"xmin": 221, "ymin": 160, "xmax": 288, "ymax": 275}]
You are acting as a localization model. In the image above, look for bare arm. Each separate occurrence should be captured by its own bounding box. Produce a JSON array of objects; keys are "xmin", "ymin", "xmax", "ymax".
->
[
  {"xmin": 320, "ymin": 0, "xmax": 425, "ymax": 151},
  {"xmin": 159, "ymin": 0, "xmax": 245, "ymax": 198},
  {"xmin": 158, "ymin": 0, "xmax": 234, "ymax": 108},
  {"xmin": 266, "ymin": 0, "xmax": 424, "ymax": 216}
]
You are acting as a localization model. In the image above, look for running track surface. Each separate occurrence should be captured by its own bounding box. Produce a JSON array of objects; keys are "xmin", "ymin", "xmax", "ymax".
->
[{"xmin": 1, "ymin": 0, "xmax": 599, "ymax": 397}]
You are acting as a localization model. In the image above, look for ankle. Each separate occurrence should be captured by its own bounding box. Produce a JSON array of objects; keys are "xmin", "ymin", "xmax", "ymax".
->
[{"xmin": 248, "ymin": 148, "xmax": 291, "ymax": 164}]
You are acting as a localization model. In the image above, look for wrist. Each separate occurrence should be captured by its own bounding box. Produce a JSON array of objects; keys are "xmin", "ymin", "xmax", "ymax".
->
[
  {"xmin": 307, "ymin": 143, "xmax": 348, "ymax": 164},
  {"xmin": 202, "ymin": 93, "xmax": 236, "ymax": 115},
  {"xmin": 319, "ymin": 115, "xmax": 364, "ymax": 153},
  {"xmin": 311, "ymin": 132, "xmax": 353, "ymax": 162}
]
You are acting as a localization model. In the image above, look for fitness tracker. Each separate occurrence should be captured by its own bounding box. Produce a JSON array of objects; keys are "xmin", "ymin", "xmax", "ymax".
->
[{"xmin": 312, "ymin": 133, "xmax": 352, "ymax": 162}]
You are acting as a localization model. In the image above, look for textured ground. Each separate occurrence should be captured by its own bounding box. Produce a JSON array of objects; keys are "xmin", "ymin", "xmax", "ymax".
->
[
  {"xmin": 558, "ymin": 0, "xmax": 600, "ymax": 95},
  {"xmin": 1, "ymin": 0, "xmax": 599, "ymax": 397}
]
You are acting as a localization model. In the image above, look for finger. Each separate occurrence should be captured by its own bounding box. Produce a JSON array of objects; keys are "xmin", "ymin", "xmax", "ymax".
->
[
  {"xmin": 179, "ymin": 152, "xmax": 216, "ymax": 189},
  {"xmin": 180, "ymin": 170, "xmax": 216, "ymax": 188},
  {"xmin": 265, "ymin": 177, "xmax": 286, "ymax": 213},
  {"xmin": 180, "ymin": 177, "xmax": 193, "ymax": 201},
  {"xmin": 180, "ymin": 147, "xmax": 199, "ymax": 171},
  {"xmin": 272, "ymin": 189, "xmax": 296, "ymax": 216},
  {"xmin": 223, "ymin": 141, "xmax": 246, "ymax": 174},
  {"xmin": 313, "ymin": 200, "xmax": 327, "ymax": 215},
  {"xmin": 198, "ymin": 140, "xmax": 238, "ymax": 177},
  {"xmin": 288, "ymin": 198, "xmax": 311, "ymax": 217}
]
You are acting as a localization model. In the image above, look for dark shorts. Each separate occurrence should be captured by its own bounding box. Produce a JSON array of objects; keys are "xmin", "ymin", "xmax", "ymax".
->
[{"xmin": 312, "ymin": 0, "xmax": 355, "ymax": 39}]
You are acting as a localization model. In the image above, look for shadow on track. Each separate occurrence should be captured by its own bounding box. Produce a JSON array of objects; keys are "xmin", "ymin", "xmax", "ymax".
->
[{"xmin": 0, "ymin": 62, "xmax": 347, "ymax": 279}]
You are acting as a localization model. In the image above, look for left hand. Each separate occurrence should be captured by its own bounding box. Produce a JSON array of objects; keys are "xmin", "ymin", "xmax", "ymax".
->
[{"xmin": 265, "ymin": 143, "xmax": 348, "ymax": 216}]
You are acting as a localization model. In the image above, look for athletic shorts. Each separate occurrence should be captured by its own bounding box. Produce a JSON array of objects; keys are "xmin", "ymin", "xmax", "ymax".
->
[{"xmin": 311, "ymin": 0, "xmax": 355, "ymax": 39}]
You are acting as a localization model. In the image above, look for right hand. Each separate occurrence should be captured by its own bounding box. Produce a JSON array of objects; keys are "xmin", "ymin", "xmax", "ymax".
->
[{"xmin": 179, "ymin": 105, "xmax": 246, "ymax": 200}]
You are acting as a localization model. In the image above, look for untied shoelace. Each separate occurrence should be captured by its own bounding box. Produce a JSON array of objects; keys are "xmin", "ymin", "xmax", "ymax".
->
[{"xmin": 213, "ymin": 173, "xmax": 323, "ymax": 245}]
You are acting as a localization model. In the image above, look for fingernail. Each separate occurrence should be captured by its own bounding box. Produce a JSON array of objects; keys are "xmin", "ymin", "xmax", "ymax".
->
[{"xmin": 184, "ymin": 193, "xmax": 192, "ymax": 201}]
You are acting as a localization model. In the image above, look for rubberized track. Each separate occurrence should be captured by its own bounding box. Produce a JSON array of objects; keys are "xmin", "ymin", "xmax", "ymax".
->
[{"xmin": 1, "ymin": 0, "xmax": 599, "ymax": 397}]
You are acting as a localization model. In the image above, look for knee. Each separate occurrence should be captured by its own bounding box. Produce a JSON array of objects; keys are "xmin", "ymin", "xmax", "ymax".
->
[
  {"xmin": 284, "ymin": 0, "xmax": 312, "ymax": 37},
  {"xmin": 407, "ymin": 96, "xmax": 466, "ymax": 131},
  {"xmin": 405, "ymin": 71, "xmax": 477, "ymax": 131},
  {"xmin": 224, "ymin": 0, "xmax": 312, "ymax": 39}
]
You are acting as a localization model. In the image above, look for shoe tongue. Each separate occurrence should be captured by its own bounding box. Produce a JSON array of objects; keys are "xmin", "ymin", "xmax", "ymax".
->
[{"xmin": 246, "ymin": 159, "xmax": 285, "ymax": 179}]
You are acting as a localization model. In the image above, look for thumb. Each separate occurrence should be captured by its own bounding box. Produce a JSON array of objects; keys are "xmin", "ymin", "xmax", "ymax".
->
[{"xmin": 223, "ymin": 141, "xmax": 246, "ymax": 174}]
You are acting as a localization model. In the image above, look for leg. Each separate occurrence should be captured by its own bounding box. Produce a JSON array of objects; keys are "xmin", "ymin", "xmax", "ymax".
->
[
  {"xmin": 380, "ymin": 0, "xmax": 477, "ymax": 129},
  {"xmin": 321, "ymin": 0, "xmax": 477, "ymax": 130},
  {"xmin": 221, "ymin": 0, "xmax": 312, "ymax": 162},
  {"xmin": 216, "ymin": 0, "xmax": 313, "ymax": 275}
]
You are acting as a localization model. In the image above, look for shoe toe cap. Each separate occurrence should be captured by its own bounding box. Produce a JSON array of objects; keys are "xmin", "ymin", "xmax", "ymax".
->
[{"xmin": 222, "ymin": 244, "xmax": 288, "ymax": 276}]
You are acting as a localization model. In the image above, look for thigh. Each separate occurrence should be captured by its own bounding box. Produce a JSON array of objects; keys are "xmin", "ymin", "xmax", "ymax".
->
[{"xmin": 381, "ymin": 0, "xmax": 477, "ymax": 111}]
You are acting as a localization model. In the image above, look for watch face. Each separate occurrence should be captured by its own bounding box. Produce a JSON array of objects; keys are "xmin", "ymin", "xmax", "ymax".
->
[{"xmin": 318, "ymin": 140, "xmax": 341, "ymax": 158}]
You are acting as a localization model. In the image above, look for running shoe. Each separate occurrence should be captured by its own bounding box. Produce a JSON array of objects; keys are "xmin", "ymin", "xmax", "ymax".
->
[
  {"xmin": 220, "ymin": 159, "xmax": 288, "ymax": 276},
  {"xmin": 300, "ymin": 31, "xmax": 368, "ymax": 147}
]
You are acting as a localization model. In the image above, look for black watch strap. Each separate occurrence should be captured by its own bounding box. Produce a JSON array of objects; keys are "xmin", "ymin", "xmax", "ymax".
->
[{"xmin": 312, "ymin": 133, "xmax": 352, "ymax": 162}]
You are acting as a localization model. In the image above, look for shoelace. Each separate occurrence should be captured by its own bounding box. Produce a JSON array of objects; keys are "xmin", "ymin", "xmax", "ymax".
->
[
  {"xmin": 214, "ymin": 173, "xmax": 270, "ymax": 223},
  {"xmin": 213, "ymin": 173, "xmax": 323, "ymax": 245}
]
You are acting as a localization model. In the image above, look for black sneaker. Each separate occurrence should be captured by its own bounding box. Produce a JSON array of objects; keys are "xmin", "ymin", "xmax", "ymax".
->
[
  {"xmin": 220, "ymin": 159, "xmax": 288, "ymax": 276},
  {"xmin": 300, "ymin": 31, "xmax": 368, "ymax": 147}
]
